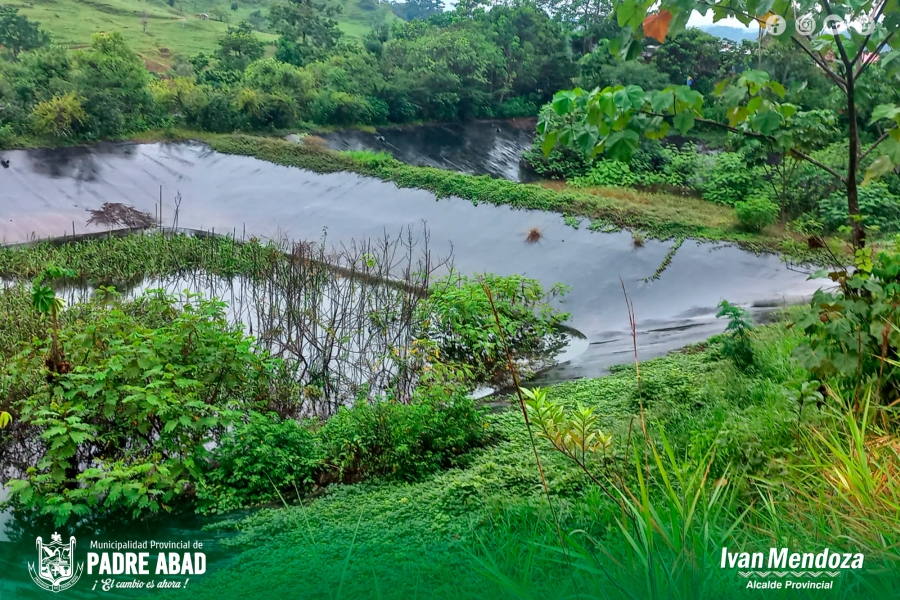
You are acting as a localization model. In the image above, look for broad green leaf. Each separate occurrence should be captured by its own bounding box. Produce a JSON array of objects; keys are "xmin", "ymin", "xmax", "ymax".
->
[
  {"xmin": 651, "ymin": 90, "xmax": 674, "ymax": 113},
  {"xmin": 605, "ymin": 129, "xmax": 640, "ymax": 161},
  {"xmin": 742, "ymin": 69, "xmax": 770, "ymax": 86},
  {"xmin": 713, "ymin": 79, "xmax": 730, "ymax": 96},
  {"xmin": 870, "ymin": 103, "xmax": 900, "ymax": 124},
  {"xmin": 673, "ymin": 111, "xmax": 695, "ymax": 134},
  {"xmin": 747, "ymin": 96, "xmax": 763, "ymax": 113},
  {"xmin": 541, "ymin": 131, "xmax": 558, "ymax": 157},
  {"xmin": 613, "ymin": 88, "xmax": 633, "ymax": 110},
  {"xmin": 767, "ymin": 81, "xmax": 786, "ymax": 98},
  {"xmin": 612, "ymin": 27, "xmax": 636, "ymax": 60},
  {"xmin": 863, "ymin": 155, "xmax": 896, "ymax": 185},
  {"xmin": 617, "ymin": 0, "xmax": 638, "ymax": 27},
  {"xmin": 727, "ymin": 105, "xmax": 750, "ymax": 127},
  {"xmin": 624, "ymin": 85, "xmax": 645, "ymax": 109},
  {"xmin": 552, "ymin": 91, "xmax": 577, "ymax": 116},
  {"xmin": 751, "ymin": 110, "xmax": 782, "ymax": 134},
  {"xmin": 675, "ymin": 86, "xmax": 702, "ymax": 107},
  {"xmin": 778, "ymin": 104, "xmax": 798, "ymax": 119},
  {"xmin": 881, "ymin": 50, "xmax": 900, "ymax": 73},
  {"xmin": 880, "ymin": 137, "xmax": 900, "ymax": 164},
  {"xmin": 576, "ymin": 125, "xmax": 600, "ymax": 156},
  {"xmin": 722, "ymin": 84, "xmax": 747, "ymax": 107},
  {"xmin": 645, "ymin": 120, "xmax": 670, "ymax": 140},
  {"xmin": 599, "ymin": 93, "xmax": 617, "ymax": 117},
  {"xmin": 755, "ymin": 0, "xmax": 776, "ymax": 16},
  {"xmin": 774, "ymin": 130, "xmax": 794, "ymax": 151}
]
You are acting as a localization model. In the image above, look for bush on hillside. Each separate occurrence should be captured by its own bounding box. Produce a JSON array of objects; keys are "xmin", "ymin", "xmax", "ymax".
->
[
  {"xmin": 818, "ymin": 182, "xmax": 900, "ymax": 234},
  {"xmin": 701, "ymin": 152, "xmax": 766, "ymax": 206},
  {"xmin": 735, "ymin": 194, "xmax": 779, "ymax": 232}
]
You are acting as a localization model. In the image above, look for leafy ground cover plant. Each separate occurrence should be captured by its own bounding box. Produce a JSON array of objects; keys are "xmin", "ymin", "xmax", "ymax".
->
[
  {"xmin": 793, "ymin": 245, "xmax": 900, "ymax": 403},
  {"xmin": 418, "ymin": 272, "xmax": 570, "ymax": 383},
  {"xmin": 1, "ymin": 288, "xmax": 279, "ymax": 524}
]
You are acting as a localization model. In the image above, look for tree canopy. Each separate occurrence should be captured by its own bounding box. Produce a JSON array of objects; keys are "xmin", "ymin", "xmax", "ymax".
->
[
  {"xmin": 540, "ymin": 0, "xmax": 900, "ymax": 247},
  {"xmin": 0, "ymin": 5, "xmax": 48, "ymax": 57}
]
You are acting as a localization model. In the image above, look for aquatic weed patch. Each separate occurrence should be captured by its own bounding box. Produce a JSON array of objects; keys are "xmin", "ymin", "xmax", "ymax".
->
[{"xmin": 0, "ymin": 231, "xmax": 279, "ymax": 281}]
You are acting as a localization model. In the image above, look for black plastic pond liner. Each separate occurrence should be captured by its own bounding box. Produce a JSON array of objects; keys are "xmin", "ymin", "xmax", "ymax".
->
[{"xmin": 0, "ymin": 141, "xmax": 824, "ymax": 381}]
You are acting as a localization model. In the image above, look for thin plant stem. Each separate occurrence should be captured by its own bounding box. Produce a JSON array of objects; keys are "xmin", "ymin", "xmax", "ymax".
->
[{"xmin": 480, "ymin": 281, "xmax": 580, "ymax": 594}]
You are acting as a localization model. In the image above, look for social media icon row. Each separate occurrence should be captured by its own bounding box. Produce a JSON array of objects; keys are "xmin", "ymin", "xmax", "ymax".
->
[{"xmin": 763, "ymin": 14, "xmax": 877, "ymax": 36}]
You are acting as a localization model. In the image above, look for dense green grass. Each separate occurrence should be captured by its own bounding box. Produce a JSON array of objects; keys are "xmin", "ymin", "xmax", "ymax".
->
[
  {"xmin": 183, "ymin": 325, "xmax": 900, "ymax": 600},
  {"xmin": 0, "ymin": 230, "xmax": 277, "ymax": 280},
  {"xmin": 2, "ymin": 232, "xmax": 896, "ymax": 598},
  {"xmin": 7, "ymin": 0, "xmax": 388, "ymax": 69}
]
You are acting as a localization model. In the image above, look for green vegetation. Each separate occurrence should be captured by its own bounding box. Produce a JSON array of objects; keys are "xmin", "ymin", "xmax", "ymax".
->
[
  {"xmin": 642, "ymin": 236, "xmax": 684, "ymax": 282},
  {"xmin": 4, "ymin": 0, "xmax": 895, "ymax": 255},
  {"xmin": 2, "ymin": 219, "xmax": 900, "ymax": 598},
  {"xmin": 0, "ymin": 2, "xmax": 576, "ymax": 142},
  {"xmin": 0, "ymin": 1, "xmax": 898, "ymax": 596},
  {"xmin": 0, "ymin": 232, "xmax": 564, "ymax": 523},
  {"xmin": 5, "ymin": 288, "xmax": 278, "ymax": 522},
  {"xmin": 419, "ymin": 272, "xmax": 570, "ymax": 382},
  {"xmin": 2, "ymin": 0, "xmax": 385, "ymax": 70},
  {"xmin": 177, "ymin": 297, "xmax": 900, "ymax": 599},
  {"xmin": 539, "ymin": 0, "xmax": 900, "ymax": 249},
  {"xmin": 0, "ymin": 0, "xmax": 900, "ymax": 256},
  {"xmin": 734, "ymin": 194, "xmax": 779, "ymax": 233}
]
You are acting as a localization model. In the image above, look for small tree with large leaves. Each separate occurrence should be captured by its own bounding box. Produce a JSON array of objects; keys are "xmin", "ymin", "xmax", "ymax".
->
[{"xmin": 540, "ymin": 0, "xmax": 900, "ymax": 248}]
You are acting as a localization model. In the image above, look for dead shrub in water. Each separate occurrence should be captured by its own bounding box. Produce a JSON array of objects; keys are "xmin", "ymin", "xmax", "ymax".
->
[
  {"xmin": 526, "ymin": 227, "xmax": 542, "ymax": 244},
  {"xmin": 241, "ymin": 226, "xmax": 453, "ymax": 418},
  {"xmin": 86, "ymin": 203, "xmax": 154, "ymax": 229}
]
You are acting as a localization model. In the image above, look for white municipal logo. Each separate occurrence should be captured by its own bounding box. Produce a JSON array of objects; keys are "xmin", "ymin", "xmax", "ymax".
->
[{"xmin": 28, "ymin": 532, "xmax": 84, "ymax": 593}]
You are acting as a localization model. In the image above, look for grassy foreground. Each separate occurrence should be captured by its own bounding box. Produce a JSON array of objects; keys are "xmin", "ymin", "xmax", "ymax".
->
[
  {"xmin": 184, "ymin": 324, "xmax": 900, "ymax": 600},
  {"xmin": 1, "ymin": 233, "xmax": 896, "ymax": 599}
]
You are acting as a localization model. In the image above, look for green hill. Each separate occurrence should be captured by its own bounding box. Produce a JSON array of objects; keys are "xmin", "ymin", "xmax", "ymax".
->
[{"xmin": 4, "ymin": 0, "xmax": 391, "ymax": 70}]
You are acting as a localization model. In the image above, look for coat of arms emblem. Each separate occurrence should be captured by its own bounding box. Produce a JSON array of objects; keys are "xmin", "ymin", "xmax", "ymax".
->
[{"xmin": 28, "ymin": 532, "xmax": 84, "ymax": 593}]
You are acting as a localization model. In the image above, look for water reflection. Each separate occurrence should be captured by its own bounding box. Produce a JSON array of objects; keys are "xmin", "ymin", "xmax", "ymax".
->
[
  {"xmin": 0, "ymin": 142, "xmax": 827, "ymax": 380},
  {"xmin": 319, "ymin": 119, "xmax": 539, "ymax": 182},
  {"xmin": 24, "ymin": 143, "xmax": 138, "ymax": 181}
]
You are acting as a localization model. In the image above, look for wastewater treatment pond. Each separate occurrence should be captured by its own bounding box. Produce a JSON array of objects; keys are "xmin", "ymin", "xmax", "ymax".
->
[
  {"xmin": 316, "ymin": 118, "xmax": 540, "ymax": 182},
  {"xmin": 0, "ymin": 141, "xmax": 824, "ymax": 379},
  {"xmin": 0, "ymin": 139, "xmax": 830, "ymax": 598}
]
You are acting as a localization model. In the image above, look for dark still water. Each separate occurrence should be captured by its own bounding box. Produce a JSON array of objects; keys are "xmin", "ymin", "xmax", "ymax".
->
[
  {"xmin": 317, "ymin": 118, "xmax": 539, "ymax": 182},
  {"xmin": 0, "ymin": 141, "xmax": 824, "ymax": 380}
]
